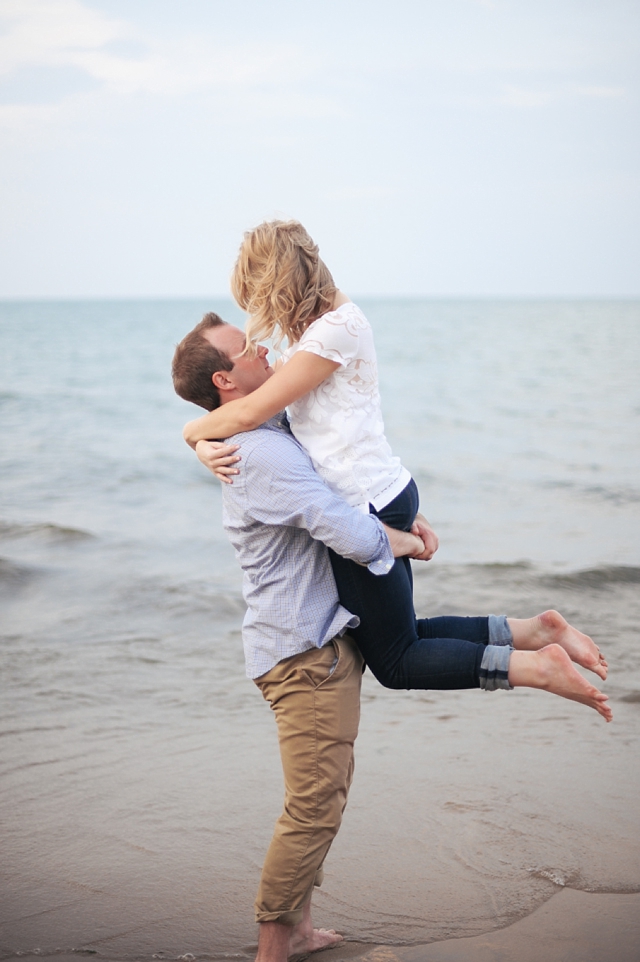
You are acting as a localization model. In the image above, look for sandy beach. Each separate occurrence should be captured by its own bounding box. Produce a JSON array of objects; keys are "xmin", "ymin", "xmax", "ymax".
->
[
  {"xmin": 312, "ymin": 889, "xmax": 640, "ymax": 961},
  {"xmin": 6, "ymin": 890, "xmax": 640, "ymax": 962},
  {"xmin": 2, "ymin": 564, "xmax": 639, "ymax": 961}
]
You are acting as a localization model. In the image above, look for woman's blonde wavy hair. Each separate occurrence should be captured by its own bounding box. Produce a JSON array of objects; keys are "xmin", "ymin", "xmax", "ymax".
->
[{"xmin": 231, "ymin": 220, "xmax": 337, "ymax": 357}]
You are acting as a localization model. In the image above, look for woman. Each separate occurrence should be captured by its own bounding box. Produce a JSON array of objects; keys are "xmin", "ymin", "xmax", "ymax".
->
[{"xmin": 183, "ymin": 220, "xmax": 610, "ymax": 718}]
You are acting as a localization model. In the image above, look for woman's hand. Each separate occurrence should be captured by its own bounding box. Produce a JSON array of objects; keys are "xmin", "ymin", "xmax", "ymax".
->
[
  {"xmin": 410, "ymin": 513, "xmax": 439, "ymax": 561},
  {"xmin": 195, "ymin": 440, "xmax": 241, "ymax": 483},
  {"xmin": 382, "ymin": 524, "xmax": 425, "ymax": 559}
]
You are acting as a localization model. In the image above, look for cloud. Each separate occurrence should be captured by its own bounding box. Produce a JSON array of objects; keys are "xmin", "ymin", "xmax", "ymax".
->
[
  {"xmin": 574, "ymin": 85, "xmax": 626, "ymax": 100},
  {"xmin": 0, "ymin": 63, "xmax": 100, "ymax": 105},
  {"xmin": 500, "ymin": 85, "xmax": 555, "ymax": 109},
  {"xmin": 0, "ymin": 0, "xmax": 350, "ymax": 138},
  {"xmin": 325, "ymin": 186, "xmax": 393, "ymax": 201},
  {"xmin": 500, "ymin": 82, "xmax": 627, "ymax": 109},
  {"xmin": 66, "ymin": 40, "xmax": 307, "ymax": 96},
  {"xmin": 0, "ymin": 0, "xmax": 125, "ymax": 76},
  {"xmin": 0, "ymin": 0, "xmax": 316, "ymax": 100}
]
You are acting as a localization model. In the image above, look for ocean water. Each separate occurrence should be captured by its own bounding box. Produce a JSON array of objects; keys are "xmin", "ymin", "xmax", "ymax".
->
[{"xmin": 1, "ymin": 298, "xmax": 639, "ymax": 959}]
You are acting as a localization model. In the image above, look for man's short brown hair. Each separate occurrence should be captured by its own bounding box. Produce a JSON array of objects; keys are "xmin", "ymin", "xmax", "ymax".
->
[{"xmin": 172, "ymin": 312, "xmax": 233, "ymax": 410}]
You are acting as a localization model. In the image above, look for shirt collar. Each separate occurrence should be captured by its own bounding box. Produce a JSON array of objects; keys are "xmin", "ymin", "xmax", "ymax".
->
[{"xmin": 267, "ymin": 411, "xmax": 291, "ymax": 432}]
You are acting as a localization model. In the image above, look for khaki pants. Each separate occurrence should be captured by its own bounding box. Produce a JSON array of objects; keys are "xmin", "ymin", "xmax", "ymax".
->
[{"xmin": 253, "ymin": 634, "xmax": 363, "ymax": 925}]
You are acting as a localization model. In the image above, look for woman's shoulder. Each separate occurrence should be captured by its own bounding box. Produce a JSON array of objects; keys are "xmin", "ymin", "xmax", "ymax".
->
[
  {"xmin": 303, "ymin": 301, "xmax": 370, "ymax": 339},
  {"xmin": 293, "ymin": 302, "xmax": 372, "ymax": 366}
]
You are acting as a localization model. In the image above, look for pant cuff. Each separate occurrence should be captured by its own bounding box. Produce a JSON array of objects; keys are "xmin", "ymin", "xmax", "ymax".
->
[
  {"xmin": 255, "ymin": 907, "xmax": 303, "ymax": 926},
  {"xmin": 488, "ymin": 614, "xmax": 513, "ymax": 646},
  {"xmin": 254, "ymin": 859, "xmax": 324, "ymax": 926},
  {"xmin": 479, "ymin": 643, "xmax": 514, "ymax": 691}
]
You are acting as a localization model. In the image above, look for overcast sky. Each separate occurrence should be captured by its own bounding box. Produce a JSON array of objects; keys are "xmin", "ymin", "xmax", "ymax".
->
[{"xmin": 0, "ymin": 0, "xmax": 638, "ymax": 297}]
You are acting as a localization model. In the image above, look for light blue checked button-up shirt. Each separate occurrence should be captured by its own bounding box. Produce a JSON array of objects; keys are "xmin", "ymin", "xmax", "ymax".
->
[{"xmin": 221, "ymin": 413, "xmax": 394, "ymax": 679}]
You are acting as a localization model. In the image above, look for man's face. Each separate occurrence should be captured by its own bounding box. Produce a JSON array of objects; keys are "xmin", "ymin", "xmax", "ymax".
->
[{"xmin": 204, "ymin": 324, "xmax": 273, "ymax": 397}]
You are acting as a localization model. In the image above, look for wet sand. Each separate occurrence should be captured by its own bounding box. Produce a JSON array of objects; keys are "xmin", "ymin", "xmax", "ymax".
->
[
  {"xmin": 6, "ymin": 890, "xmax": 640, "ymax": 962},
  {"xmin": 2, "ymin": 564, "xmax": 639, "ymax": 961},
  {"xmin": 314, "ymin": 890, "xmax": 640, "ymax": 962}
]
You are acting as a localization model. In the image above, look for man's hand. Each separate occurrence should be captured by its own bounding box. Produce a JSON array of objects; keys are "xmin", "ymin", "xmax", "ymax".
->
[
  {"xmin": 382, "ymin": 524, "xmax": 426, "ymax": 559},
  {"xmin": 195, "ymin": 439, "xmax": 241, "ymax": 483},
  {"xmin": 410, "ymin": 513, "xmax": 439, "ymax": 561}
]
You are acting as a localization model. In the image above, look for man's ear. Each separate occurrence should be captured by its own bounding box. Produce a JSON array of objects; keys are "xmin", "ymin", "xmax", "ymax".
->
[{"xmin": 212, "ymin": 370, "xmax": 235, "ymax": 391}]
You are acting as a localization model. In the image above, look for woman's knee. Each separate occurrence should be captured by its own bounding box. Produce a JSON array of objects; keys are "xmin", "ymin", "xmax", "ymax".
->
[{"xmin": 367, "ymin": 661, "xmax": 409, "ymax": 690}]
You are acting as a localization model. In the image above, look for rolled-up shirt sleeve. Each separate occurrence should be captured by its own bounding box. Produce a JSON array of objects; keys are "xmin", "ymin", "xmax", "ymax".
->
[{"xmin": 243, "ymin": 432, "xmax": 394, "ymax": 575}]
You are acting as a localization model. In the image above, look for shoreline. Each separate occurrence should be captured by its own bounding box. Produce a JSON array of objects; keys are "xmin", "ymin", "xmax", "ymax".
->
[{"xmin": 5, "ymin": 891, "xmax": 639, "ymax": 962}]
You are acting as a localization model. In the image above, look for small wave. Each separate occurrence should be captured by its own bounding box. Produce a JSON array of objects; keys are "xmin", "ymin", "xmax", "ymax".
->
[
  {"xmin": 539, "ymin": 480, "xmax": 640, "ymax": 506},
  {"xmin": 161, "ymin": 583, "xmax": 246, "ymax": 619},
  {"xmin": 530, "ymin": 868, "xmax": 640, "ymax": 894},
  {"xmin": 621, "ymin": 691, "xmax": 640, "ymax": 704},
  {"xmin": 0, "ymin": 520, "xmax": 95, "ymax": 543},
  {"xmin": 0, "ymin": 557, "xmax": 41, "ymax": 589},
  {"xmin": 584, "ymin": 485, "xmax": 640, "ymax": 506},
  {"xmin": 116, "ymin": 578, "xmax": 246, "ymax": 622},
  {"xmin": 413, "ymin": 560, "xmax": 534, "ymax": 581},
  {"xmin": 0, "ymin": 951, "xmax": 99, "ymax": 959},
  {"xmin": 541, "ymin": 565, "xmax": 640, "ymax": 590},
  {"xmin": 531, "ymin": 867, "xmax": 572, "ymax": 887}
]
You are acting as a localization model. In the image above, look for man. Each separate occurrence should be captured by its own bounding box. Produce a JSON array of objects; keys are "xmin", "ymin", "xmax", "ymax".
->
[
  {"xmin": 171, "ymin": 313, "xmax": 611, "ymax": 962},
  {"xmin": 172, "ymin": 312, "xmax": 426, "ymax": 962}
]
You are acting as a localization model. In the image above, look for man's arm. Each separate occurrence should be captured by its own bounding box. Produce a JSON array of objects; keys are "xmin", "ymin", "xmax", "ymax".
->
[{"xmin": 240, "ymin": 433, "xmax": 422, "ymax": 571}]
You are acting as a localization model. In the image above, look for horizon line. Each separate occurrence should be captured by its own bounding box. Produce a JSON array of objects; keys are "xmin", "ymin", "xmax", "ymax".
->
[{"xmin": 1, "ymin": 293, "xmax": 639, "ymax": 303}]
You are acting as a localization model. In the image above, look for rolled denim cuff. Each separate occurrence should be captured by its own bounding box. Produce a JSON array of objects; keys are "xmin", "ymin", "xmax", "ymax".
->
[
  {"xmin": 488, "ymin": 614, "xmax": 513, "ymax": 646},
  {"xmin": 479, "ymin": 644, "xmax": 514, "ymax": 691}
]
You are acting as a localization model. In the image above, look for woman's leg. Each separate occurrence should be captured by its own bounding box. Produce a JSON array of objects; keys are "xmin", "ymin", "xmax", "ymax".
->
[
  {"xmin": 329, "ymin": 550, "xmax": 612, "ymax": 720},
  {"xmin": 328, "ymin": 479, "xmax": 496, "ymax": 691},
  {"xmin": 328, "ymin": 547, "xmax": 492, "ymax": 690},
  {"xmin": 333, "ymin": 480, "xmax": 610, "ymax": 711},
  {"xmin": 371, "ymin": 477, "xmax": 419, "ymax": 595}
]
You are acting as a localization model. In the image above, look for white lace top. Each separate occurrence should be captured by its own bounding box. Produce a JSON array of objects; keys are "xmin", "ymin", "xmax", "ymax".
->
[{"xmin": 282, "ymin": 302, "xmax": 411, "ymax": 512}]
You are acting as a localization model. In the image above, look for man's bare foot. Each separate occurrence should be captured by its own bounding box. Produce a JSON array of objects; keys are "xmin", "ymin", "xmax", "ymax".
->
[
  {"xmin": 288, "ymin": 901, "xmax": 343, "ymax": 958},
  {"xmin": 509, "ymin": 644, "xmax": 613, "ymax": 721},
  {"xmin": 256, "ymin": 907, "xmax": 343, "ymax": 962},
  {"xmin": 508, "ymin": 610, "xmax": 608, "ymax": 680},
  {"xmin": 288, "ymin": 925, "xmax": 343, "ymax": 957}
]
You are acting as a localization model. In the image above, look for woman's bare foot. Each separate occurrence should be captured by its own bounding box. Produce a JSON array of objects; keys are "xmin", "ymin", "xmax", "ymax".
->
[
  {"xmin": 509, "ymin": 645, "xmax": 612, "ymax": 721},
  {"xmin": 508, "ymin": 610, "xmax": 607, "ymax": 680}
]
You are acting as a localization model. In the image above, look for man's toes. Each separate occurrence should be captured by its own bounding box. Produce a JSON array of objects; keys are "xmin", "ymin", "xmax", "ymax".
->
[
  {"xmin": 315, "ymin": 930, "xmax": 343, "ymax": 948},
  {"xmin": 314, "ymin": 928, "xmax": 343, "ymax": 944}
]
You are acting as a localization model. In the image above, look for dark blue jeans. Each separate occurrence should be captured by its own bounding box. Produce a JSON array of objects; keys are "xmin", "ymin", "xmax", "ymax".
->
[{"xmin": 329, "ymin": 479, "xmax": 488, "ymax": 690}]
